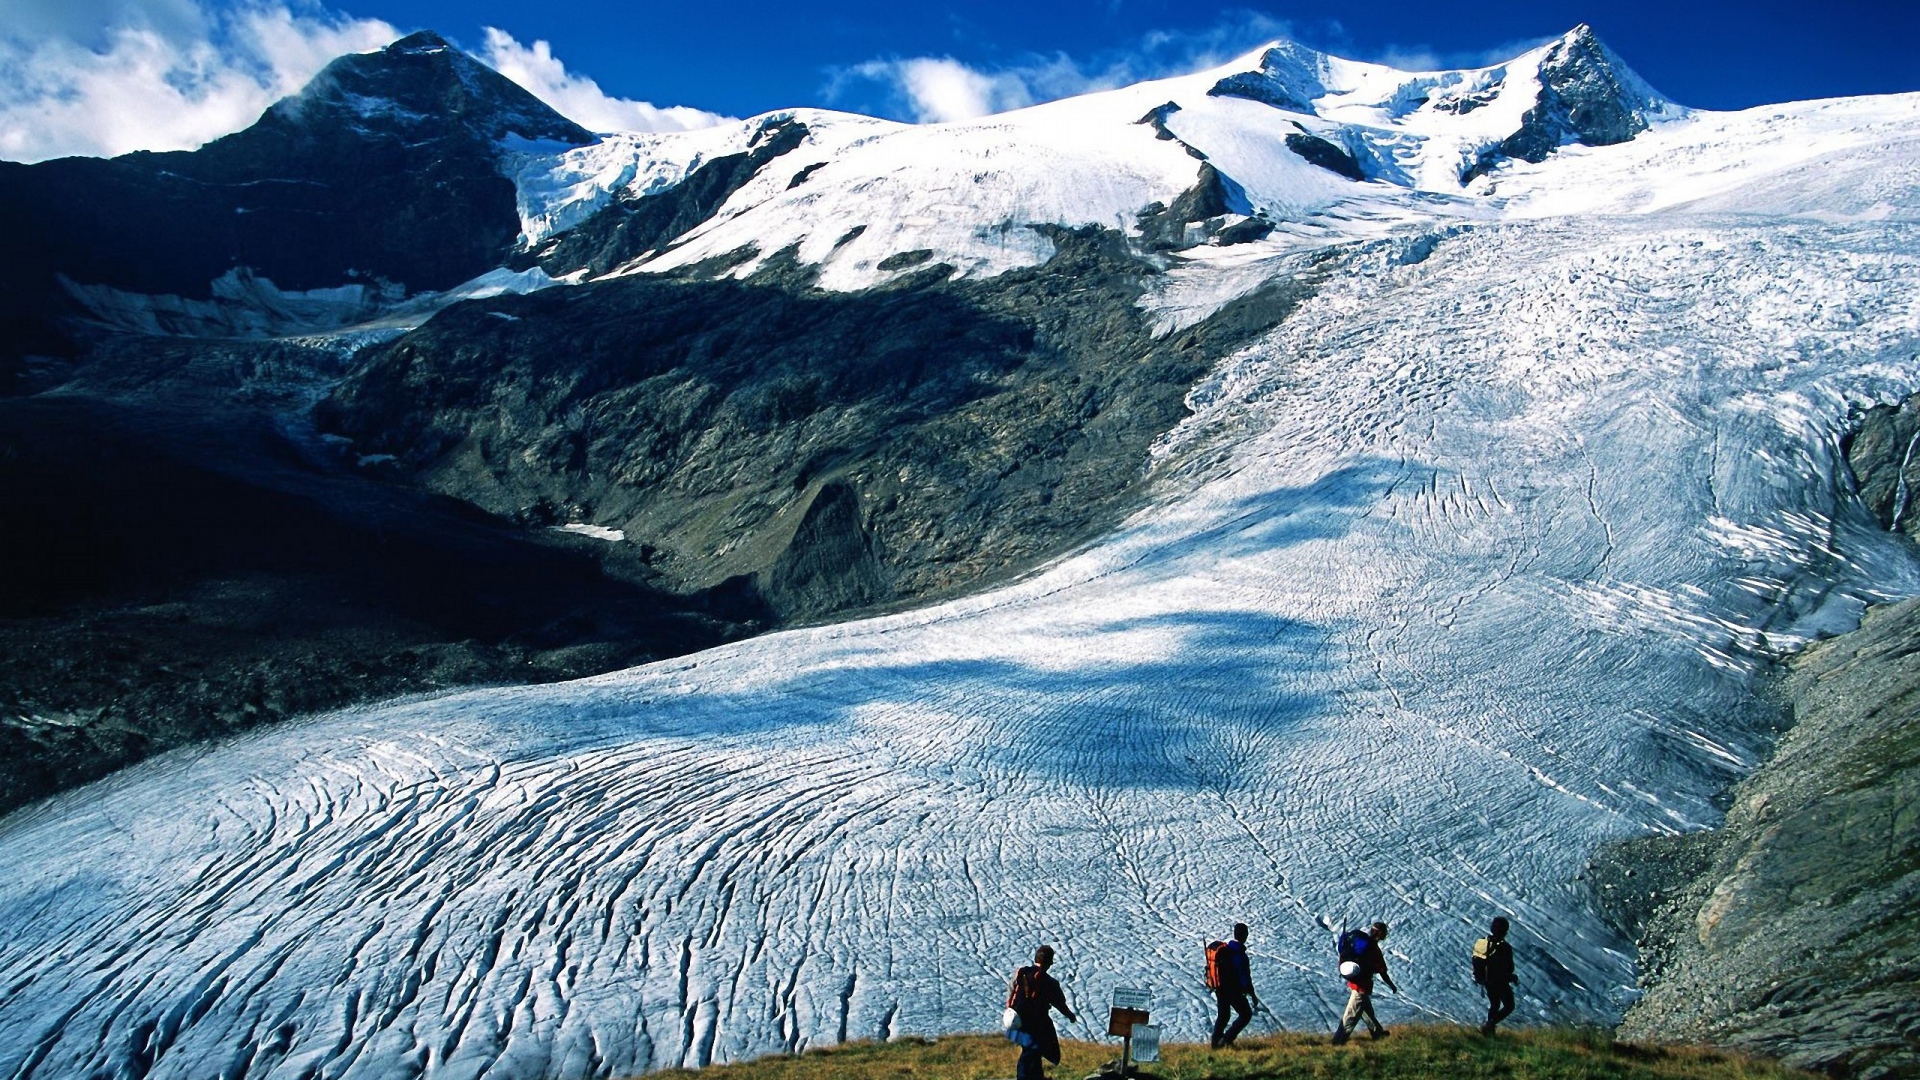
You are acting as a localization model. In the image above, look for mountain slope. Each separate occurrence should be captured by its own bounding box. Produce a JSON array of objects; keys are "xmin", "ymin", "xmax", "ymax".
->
[
  {"xmin": 2, "ymin": 205, "xmax": 1915, "ymax": 1078},
  {"xmin": 0, "ymin": 31, "xmax": 590, "ymax": 338},
  {"xmin": 1602, "ymin": 595, "xmax": 1920, "ymax": 1078}
]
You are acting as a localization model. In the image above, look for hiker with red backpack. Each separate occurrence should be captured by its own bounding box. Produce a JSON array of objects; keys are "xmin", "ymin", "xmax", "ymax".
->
[
  {"xmin": 1004, "ymin": 944, "xmax": 1078, "ymax": 1080},
  {"xmin": 1330, "ymin": 921, "xmax": 1398, "ymax": 1045},
  {"xmin": 1205, "ymin": 922, "xmax": 1259, "ymax": 1049}
]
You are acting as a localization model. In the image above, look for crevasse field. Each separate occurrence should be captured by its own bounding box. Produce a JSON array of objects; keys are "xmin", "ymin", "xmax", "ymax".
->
[{"xmin": 3, "ymin": 42, "xmax": 1920, "ymax": 1080}]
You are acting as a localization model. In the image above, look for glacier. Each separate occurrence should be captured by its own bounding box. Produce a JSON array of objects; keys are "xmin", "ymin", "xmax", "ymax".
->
[{"xmin": 3, "ymin": 32, "xmax": 1920, "ymax": 1080}]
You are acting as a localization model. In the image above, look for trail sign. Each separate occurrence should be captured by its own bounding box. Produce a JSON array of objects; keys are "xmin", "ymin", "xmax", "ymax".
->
[{"xmin": 1130, "ymin": 1024, "xmax": 1160, "ymax": 1063}]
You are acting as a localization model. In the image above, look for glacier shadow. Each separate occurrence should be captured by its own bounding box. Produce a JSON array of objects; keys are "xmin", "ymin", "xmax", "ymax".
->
[{"xmin": 591, "ymin": 461, "xmax": 1421, "ymax": 789}]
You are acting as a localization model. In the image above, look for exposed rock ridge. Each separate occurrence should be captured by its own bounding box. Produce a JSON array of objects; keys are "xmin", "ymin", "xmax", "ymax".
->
[
  {"xmin": 317, "ymin": 227, "xmax": 1316, "ymax": 625},
  {"xmin": 524, "ymin": 117, "xmax": 810, "ymax": 277},
  {"xmin": 1600, "ymin": 591, "xmax": 1920, "ymax": 1077},
  {"xmin": 1463, "ymin": 25, "xmax": 1668, "ymax": 182},
  {"xmin": 1847, "ymin": 394, "xmax": 1920, "ymax": 538}
]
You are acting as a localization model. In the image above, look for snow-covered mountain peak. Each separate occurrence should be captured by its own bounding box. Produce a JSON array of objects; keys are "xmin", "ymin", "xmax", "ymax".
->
[{"xmin": 491, "ymin": 22, "xmax": 1753, "ymax": 292}]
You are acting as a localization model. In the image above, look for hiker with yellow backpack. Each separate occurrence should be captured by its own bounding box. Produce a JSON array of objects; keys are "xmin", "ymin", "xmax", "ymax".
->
[
  {"xmin": 1472, "ymin": 916, "xmax": 1517, "ymax": 1036},
  {"xmin": 1204, "ymin": 922, "xmax": 1258, "ymax": 1049}
]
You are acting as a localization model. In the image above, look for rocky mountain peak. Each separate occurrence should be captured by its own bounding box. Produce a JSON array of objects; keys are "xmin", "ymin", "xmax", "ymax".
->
[
  {"xmin": 1528, "ymin": 23, "xmax": 1672, "ymax": 148},
  {"xmin": 254, "ymin": 30, "xmax": 592, "ymax": 148},
  {"xmin": 1460, "ymin": 23, "xmax": 1674, "ymax": 181},
  {"xmin": 1206, "ymin": 38, "xmax": 1336, "ymax": 113}
]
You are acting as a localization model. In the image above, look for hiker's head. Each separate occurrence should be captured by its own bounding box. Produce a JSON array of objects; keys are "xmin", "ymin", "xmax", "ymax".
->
[
  {"xmin": 1490, "ymin": 916, "xmax": 1509, "ymax": 939},
  {"xmin": 1034, "ymin": 945, "xmax": 1055, "ymax": 968},
  {"xmin": 1371, "ymin": 921, "xmax": 1389, "ymax": 940},
  {"xmin": 1233, "ymin": 922, "xmax": 1249, "ymax": 942}
]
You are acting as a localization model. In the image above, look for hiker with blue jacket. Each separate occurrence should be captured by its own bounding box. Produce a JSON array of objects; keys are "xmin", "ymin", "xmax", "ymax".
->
[
  {"xmin": 1005, "ymin": 944, "xmax": 1078, "ymax": 1080},
  {"xmin": 1331, "ymin": 921, "xmax": 1398, "ymax": 1045},
  {"xmin": 1207, "ymin": 922, "xmax": 1258, "ymax": 1049}
]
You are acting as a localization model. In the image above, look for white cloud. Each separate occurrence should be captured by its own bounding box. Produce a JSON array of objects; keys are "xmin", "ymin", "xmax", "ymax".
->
[
  {"xmin": 825, "ymin": 12, "xmax": 1549, "ymax": 127},
  {"xmin": 845, "ymin": 57, "xmax": 1012, "ymax": 123},
  {"xmin": 825, "ymin": 13, "xmax": 1300, "ymax": 125},
  {"xmin": 0, "ymin": 1, "xmax": 396, "ymax": 162},
  {"xmin": 479, "ymin": 27, "xmax": 731, "ymax": 134}
]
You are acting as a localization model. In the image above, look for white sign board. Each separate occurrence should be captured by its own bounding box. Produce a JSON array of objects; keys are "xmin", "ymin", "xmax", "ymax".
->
[
  {"xmin": 1110, "ymin": 986, "xmax": 1153, "ymax": 1012},
  {"xmin": 1129, "ymin": 1024, "xmax": 1160, "ymax": 1063}
]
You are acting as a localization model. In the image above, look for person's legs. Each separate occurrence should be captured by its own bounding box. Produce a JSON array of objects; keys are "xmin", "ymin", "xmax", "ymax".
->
[
  {"xmin": 1016, "ymin": 1042, "xmax": 1043, "ymax": 1080},
  {"xmin": 1483, "ymin": 983, "xmax": 1514, "ymax": 1035},
  {"xmin": 1333, "ymin": 987, "xmax": 1366, "ymax": 1043},
  {"xmin": 1212, "ymin": 991, "xmax": 1231, "ymax": 1048},
  {"xmin": 1359, "ymin": 992, "xmax": 1384, "ymax": 1036},
  {"xmin": 1228, "ymin": 991, "xmax": 1259, "ymax": 1037}
]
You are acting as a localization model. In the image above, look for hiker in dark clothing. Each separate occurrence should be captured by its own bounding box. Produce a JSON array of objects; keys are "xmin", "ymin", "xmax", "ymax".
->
[
  {"xmin": 1210, "ymin": 922, "xmax": 1258, "ymax": 1049},
  {"xmin": 1006, "ymin": 944, "xmax": 1078, "ymax": 1080},
  {"xmin": 1473, "ymin": 916, "xmax": 1517, "ymax": 1035},
  {"xmin": 1331, "ymin": 921, "xmax": 1398, "ymax": 1045}
]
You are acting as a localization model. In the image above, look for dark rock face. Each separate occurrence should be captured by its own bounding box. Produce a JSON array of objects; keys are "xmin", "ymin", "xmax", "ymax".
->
[
  {"xmin": 1463, "ymin": 26, "xmax": 1661, "ymax": 182},
  {"xmin": 1599, "ymin": 595, "xmax": 1920, "ymax": 1078},
  {"xmin": 1285, "ymin": 131, "xmax": 1366, "ymax": 181},
  {"xmin": 1206, "ymin": 41, "xmax": 1326, "ymax": 113},
  {"xmin": 0, "ymin": 32, "xmax": 593, "ymax": 329},
  {"xmin": 1135, "ymin": 165, "xmax": 1253, "ymax": 250},
  {"xmin": 1846, "ymin": 395, "xmax": 1920, "ymax": 536},
  {"xmin": 0, "ymin": 354, "xmax": 757, "ymax": 816},
  {"xmin": 523, "ymin": 117, "xmax": 809, "ymax": 278},
  {"xmin": 761, "ymin": 480, "xmax": 889, "ymax": 618},
  {"xmin": 317, "ymin": 227, "xmax": 1313, "ymax": 627}
]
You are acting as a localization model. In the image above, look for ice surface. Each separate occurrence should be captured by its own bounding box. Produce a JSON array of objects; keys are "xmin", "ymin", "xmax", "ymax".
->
[{"xmin": 3, "ymin": 197, "xmax": 1917, "ymax": 1078}]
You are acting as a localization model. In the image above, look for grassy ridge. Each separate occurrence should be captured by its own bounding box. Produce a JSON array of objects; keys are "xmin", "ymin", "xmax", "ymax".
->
[{"xmin": 640, "ymin": 1028, "xmax": 1813, "ymax": 1080}]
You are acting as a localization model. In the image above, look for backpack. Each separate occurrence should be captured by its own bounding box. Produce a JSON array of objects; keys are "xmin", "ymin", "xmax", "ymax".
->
[
  {"xmin": 1472, "ymin": 938, "xmax": 1491, "ymax": 986},
  {"xmin": 1006, "ymin": 967, "xmax": 1039, "ymax": 1009},
  {"xmin": 1204, "ymin": 941, "xmax": 1230, "ymax": 990},
  {"xmin": 1337, "ymin": 929, "xmax": 1371, "ymax": 967}
]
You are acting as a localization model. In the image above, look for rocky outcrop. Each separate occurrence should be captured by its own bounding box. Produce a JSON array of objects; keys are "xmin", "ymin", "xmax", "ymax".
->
[
  {"xmin": 1206, "ymin": 40, "xmax": 1330, "ymax": 114},
  {"xmin": 1284, "ymin": 131, "xmax": 1366, "ymax": 181},
  {"xmin": 1463, "ymin": 25, "xmax": 1667, "ymax": 182},
  {"xmin": 317, "ymin": 227, "xmax": 1315, "ymax": 627},
  {"xmin": 1135, "ymin": 165, "xmax": 1256, "ymax": 249},
  {"xmin": 1599, "ymin": 594, "xmax": 1920, "ymax": 1077},
  {"xmin": 1846, "ymin": 395, "xmax": 1920, "ymax": 536},
  {"xmin": 523, "ymin": 116, "xmax": 809, "ymax": 277}
]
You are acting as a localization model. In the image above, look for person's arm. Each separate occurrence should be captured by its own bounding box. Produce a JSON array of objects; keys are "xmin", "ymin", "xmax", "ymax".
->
[
  {"xmin": 1048, "ymin": 977, "xmax": 1077, "ymax": 1023},
  {"xmin": 1376, "ymin": 954, "xmax": 1399, "ymax": 994}
]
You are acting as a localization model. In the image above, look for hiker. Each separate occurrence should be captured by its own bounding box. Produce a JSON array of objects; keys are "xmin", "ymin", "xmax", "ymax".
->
[
  {"xmin": 1206, "ymin": 922, "xmax": 1259, "ymax": 1049},
  {"xmin": 1472, "ymin": 916, "xmax": 1517, "ymax": 1035},
  {"xmin": 1006, "ymin": 944, "xmax": 1078, "ymax": 1080},
  {"xmin": 1330, "ymin": 921, "xmax": 1398, "ymax": 1045}
]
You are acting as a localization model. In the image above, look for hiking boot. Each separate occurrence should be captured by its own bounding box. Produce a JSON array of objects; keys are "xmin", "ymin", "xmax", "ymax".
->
[
  {"xmin": 1480, "ymin": 1021, "xmax": 1496, "ymax": 1037},
  {"xmin": 1330, "ymin": 1030, "xmax": 1349, "ymax": 1046},
  {"xmin": 1370, "ymin": 1028, "xmax": 1390, "ymax": 1040}
]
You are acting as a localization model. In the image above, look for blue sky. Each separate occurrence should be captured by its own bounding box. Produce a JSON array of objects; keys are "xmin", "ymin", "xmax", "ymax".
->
[
  {"xmin": 380, "ymin": 0, "xmax": 1920, "ymax": 116},
  {"xmin": 2, "ymin": 0, "xmax": 1915, "ymax": 161}
]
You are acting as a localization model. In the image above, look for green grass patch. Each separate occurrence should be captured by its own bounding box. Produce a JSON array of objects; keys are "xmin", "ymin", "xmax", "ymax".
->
[{"xmin": 637, "ymin": 1027, "xmax": 1812, "ymax": 1080}]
